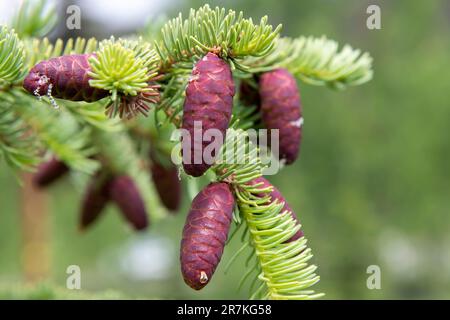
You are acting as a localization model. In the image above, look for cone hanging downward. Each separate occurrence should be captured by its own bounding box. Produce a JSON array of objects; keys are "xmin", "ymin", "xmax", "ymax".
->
[
  {"xmin": 79, "ymin": 176, "xmax": 111, "ymax": 230},
  {"xmin": 259, "ymin": 68, "xmax": 303, "ymax": 165},
  {"xmin": 180, "ymin": 182, "xmax": 235, "ymax": 290},
  {"xmin": 109, "ymin": 175, "xmax": 149, "ymax": 230},
  {"xmin": 150, "ymin": 151, "xmax": 182, "ymax": 212},
  {"xmin": 181, "ymin": 52, "xmax": 235, "ymax": 177},
  {"xmin": 33, "ymin": 157, "xmax": 69, "ymax": 188}
]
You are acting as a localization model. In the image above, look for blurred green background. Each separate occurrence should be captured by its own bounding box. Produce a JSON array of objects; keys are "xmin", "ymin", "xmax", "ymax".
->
[{"xmin": 1, "ymin": 0, "xmax": 450, "ymax": 299}]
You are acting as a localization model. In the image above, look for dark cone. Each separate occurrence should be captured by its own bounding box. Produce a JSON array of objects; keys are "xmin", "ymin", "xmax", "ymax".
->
[
  {"xmin": 181, "ymin": 52, "xmax": 235, "ymax": 177},
  {"xmin": 109, "ymin": 175, "xmax": 148, "ymax": 231},
  {"xmin": 150, "ymin": 153, "xmax": 182, "ymax": 212},
  {"xmin": 23, "ymin": 54, "xmax": 108, "ymax": 102},
  {"xmin": 259, "ymin": 68, "xmax": 303, "ymax": 165},
  {"xmin": 33, "ymin": 157, "xmax": 69, "ymax": 188},
  {"xmin": 79, "ymin": 177, "xmax": 111, "ymax": 231},
  {"xmin": 180, "ymin": 182, "xmax": 235, "ymax": 290}
]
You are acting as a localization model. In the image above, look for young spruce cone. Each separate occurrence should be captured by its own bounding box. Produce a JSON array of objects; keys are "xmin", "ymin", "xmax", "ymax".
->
[
  {"xmin": 109, "ymin": 175, "xmax": 148, "ymax": 230},
  {"xmin": 180, "ymin": 182, "xmax": 235, "ymax": 290},
  {"xmin": 79, "ymin": 177, "xmax": 111, "ymax": 230},
  {"xmin": 33, "ymin": 157, "xmax": 69, "ymax": 188},
  {"xmin": 149, "ymin": 152, "xmax": 181, "ymax": 212},
  {"xmin": 259, "ymin": 68, "xmax": 303, "ymax": 165},
  {"xmin": 181, "ymin": 52, "xmax": 235, "ymax": 177},
  {"xmin": 249, "ymin": 176, "xmax": 303, "ymax": 242},
  {"xmin": 23, "ymin": 54, "xmax": 108, "ymax": 102}
]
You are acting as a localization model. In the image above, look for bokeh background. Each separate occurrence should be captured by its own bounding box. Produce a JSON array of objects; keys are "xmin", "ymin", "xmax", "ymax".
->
[{"xmin": 1, "ymin": 0, "xmax": 450, "ymax": 299}]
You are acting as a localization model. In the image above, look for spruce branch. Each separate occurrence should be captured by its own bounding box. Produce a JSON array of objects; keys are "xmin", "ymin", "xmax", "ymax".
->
[
  {"xmin": 0, "ymin": 30, "xmax": 105, "ymax": 172},
  {"xmin": 229, "ymin": 99, "xmax": 261, "ymax": 131},
  {"xmin": 244, "ymin": 36, "xmax": 373, "ymax": 88},
  {"xmin": 0, "ymin": 26, "xmax": 25, "ymax": 84},
  {"xmin": 21, "ymin": 37, "xmax": 122, "ymax": 129},
  {"xmin": 0, "ymin": 93, "xmax": 39, "ymax": 170},
  {"xmin": 155, "ymin": 5, "xmax": 281, "ymax": 71},
  {"xmin": 92, "ymin": 129, "xmax": 169, "ymax": 222},
  {"xmin": 234, "ymin": 184, "xmax": 323, "ymax": 300},
  {"xmin": 61, "ymin": 100, "xmax": 121, "ymax": 132},
  {"xmin": 0, "ymin": 3, "xmax": 376, "ymax": 300},
  {"xmin": 154, "ymin": 72, "xmax": 189, "ymax": 127},
  {"xmin": 12, "ymin": 90, "xmax": 99, "ymax": 174},
  {"xmin": 213, "ymin": 130, "xmax": 323, "ymax": 299}
]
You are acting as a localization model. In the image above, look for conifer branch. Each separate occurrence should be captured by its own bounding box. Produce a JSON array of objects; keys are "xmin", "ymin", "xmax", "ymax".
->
[
  {"xmin": 12, "ymin": 91, "xmax": 99, "ymax": 174},
  {"xmin": 0, "ymin": 92, "xmax": 39, "ymax": 170},
  {"xmin": 213, "ymin": 130, "xmax": 323, "ymax": 299},
  {"xmin": 0, "ymin": 1, "xmax": 376, "ymax": 300},
  {"xmin": 0, "ymin": 26, "xmax": 25, "ymax": 84},
  {"xmin": 92, "ymin": 129, "xmax": 169, "ymax": 222},
  {"xmin": 244, "ymin": 36, "xmax": 373, "ymax": 88},
  {"xmin": 155, "ymin": 5, "xmax": 281, "ymax": 71}
]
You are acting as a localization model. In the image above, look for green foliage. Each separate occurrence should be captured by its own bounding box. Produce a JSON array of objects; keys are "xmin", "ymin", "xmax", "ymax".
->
[
  {"xmin": 235, "ymin": 181, "xmax": 322, "ymax": 299},
  {"xmin": 89, "ymin": 42, "xmax": 147, "ymax": 95},
  {"xmin": 88, "ymin": 38, "xmax": 161, "ymax": 117},
  {"xmin": 23, "ymin": 117, "xmax": 97, "ymax": 174},
  {"xmin": 230, "ymin": 100, "xmax": 261, "ymax": 130},
  {"xmin": 286, "ymin": 36, "xmax": 373, "ymax": 88},
  {"xmin": 244, "ymin": 36, "xmax": 373, "ymax": 88},
  {"xmin": 0, "ymin": 26, "xmax": 104, "ymax": 172},
  {"xmin": 155, "ymin": 4, "xmax": 281, "ymax": 71},
  {"xmin": 11, "ymin": 0, "xmax": 57, "ymax": 38},
  {"xmin": 13, "ymin": 91, "xmax": 99, "ymax": 174},
  {"xmin": 154, "ymin": 73, "xmax": 189, "ymax": 127},
  {"xmin": 0, "ymin": 27, "xmax": 25, "ymax": 84},
  {"xmin": 89, "ymin": 40, "xmax": 153, "ymax": 96},
  {"xmin": 92, "ymin": 129, "xmax": 169, "ymax": 222},
  {"xmin": 0, "ymin": 93, "xmax": 39, "ymax": 171},
  {"xmin": 62, "ymin": 100, "xmax": 121, "ymax": 132},
  {"xmin": 0, "ymin": 0, "xmax": 445, "ymax": 301},
  {"xmin": 214, "ymin": 130, "xmax": 322, "ymax": 299}
]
